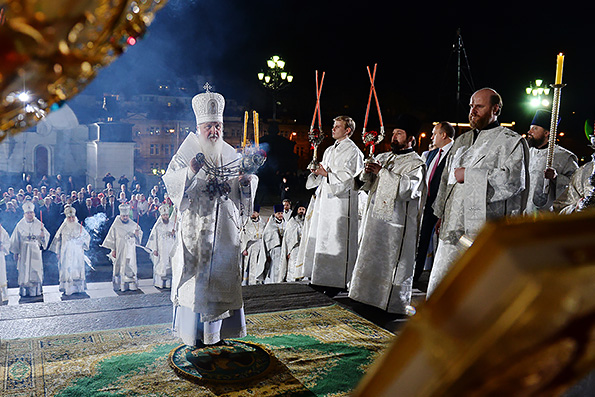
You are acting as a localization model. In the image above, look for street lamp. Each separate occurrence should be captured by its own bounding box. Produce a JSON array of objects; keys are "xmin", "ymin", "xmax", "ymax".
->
[
  {"xmin": 525, "ymin": 79, "xmax": 551, "ymax": 108},
  {"xmin": 257, "ymin": 55, "xmax": 293, "ymax": 120}
]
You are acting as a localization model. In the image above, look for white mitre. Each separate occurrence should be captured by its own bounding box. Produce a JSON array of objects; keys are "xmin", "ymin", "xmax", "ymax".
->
[
  {"xmin": 22, "ymin": 201, "xmax": 35, "ymax": 213},
  {"xmin": 192, "ymin": 84, "xmax": 225, "ymax": 125},
  {"xmin": 64, "ymin": 205, "xmax": 76, "ymax": 217},
  {"xmin": 119, "ymin": 203, "xmax": 131, "ymax": 215},
  {"xmin": 158, "ymin": 204, "xmax": 170, "ymax": 216}
]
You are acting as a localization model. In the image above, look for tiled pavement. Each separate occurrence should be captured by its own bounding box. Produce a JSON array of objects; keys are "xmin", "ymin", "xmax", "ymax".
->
[{"xmin": 2, "ymin": 278, "xmax": 166, "ymax": 306}]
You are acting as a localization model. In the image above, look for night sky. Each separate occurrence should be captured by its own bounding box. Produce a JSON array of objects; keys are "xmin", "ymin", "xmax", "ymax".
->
[{"xmin": 83, "ymin": 0, "xmax": 595, "ymax": 157}]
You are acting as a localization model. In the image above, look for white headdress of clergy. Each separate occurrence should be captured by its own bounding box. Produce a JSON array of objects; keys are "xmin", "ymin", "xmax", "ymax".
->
[
  {"xmin": 158, "ymin": 204, "xmax": 170, "ymax": 216},
  {"xmin": 192, "ymin": 83, "xmax": 225, "ymax": 125},
  {"xmin": 22, "ymin": 201, "xmax": 35, "ymax": 213},
  {"xmin": 64, "ymin": 205, "xmax": 76, "ymax": 217},
  {"xmin": 119, "ymin": 203, "xmax": 131, "ymax": 215}
]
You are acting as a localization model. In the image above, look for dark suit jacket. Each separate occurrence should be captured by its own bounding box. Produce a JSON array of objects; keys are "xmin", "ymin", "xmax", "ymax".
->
[
  {"xmin": 106, "ymin": 202, "xmax": 117, "ymax": 219},
  {"xmin": 425, "ymin": 147, "xmax": 448, "ymax": 209}
]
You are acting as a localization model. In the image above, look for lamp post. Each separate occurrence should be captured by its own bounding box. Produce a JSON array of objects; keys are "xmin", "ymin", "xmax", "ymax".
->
[
  {"xmin": 525, "ymin": 79, "xmax": 551, "ymax": 108},
  {"xmin": 257, "ymin": 55, "xmax": 293, "ymax": 120}
]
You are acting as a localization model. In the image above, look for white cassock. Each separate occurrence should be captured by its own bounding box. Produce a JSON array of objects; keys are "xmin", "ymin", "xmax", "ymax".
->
[
  {"xmin": 281, "ymin": 215, "xmax": 304, "ymax": 282},
  {"xmin": 146, "ymin": 216, "xmax": 176, "ymax": 288},
  {"xmin": 49, "ymin": 219, "xmax": 91, "ymax": 295},
  {"xmin": 258, "ymin": 215, "xmax": 285, "ymax": 283},
  {"xmin": 240, "ymin": 217, "xmax": 265, "ymax": 285},
  {"xmin": 101, "ymin": 216, "xmax": 142, "ymax": 291},
  {"xmin": 296, "ymin": 137, "xmax": 364, "ymax": 288},
  {"xmin": 428, "ymin": 125, "xmax": 529, "ymax": 297},
  {"xmin": 555, "ymin": 161, "xmax": 595, "ymax": 214},
  {"xmin": 282, "ymin": 209, "xmax": 292, "ymax": 223},
  {"xmin": 525, "ymin": 145, "xmax": 578, "ymax": 214},
  {"xmin": 349, "ymin": 150, "xmax": 426, "ymax": 313},
  {"xmin": 0, "ymin": 225, "xmax": 10, "ymax": 302},
  {"xmin": 162, "ymin": 133, "xmax": 257, "ymax": 346},
  {"xmin": 9, "ymin": 218, "xmax": 49, "ymax": 296}
]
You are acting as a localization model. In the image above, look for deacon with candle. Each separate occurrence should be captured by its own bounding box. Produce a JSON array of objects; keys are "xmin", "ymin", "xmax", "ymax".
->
[
  {"xmin": 296, "ymin": 115, "xmax": 364, "ymax": 296},
  {"xmin": 525, "ymin": 109, "xmax": 578, "ymax": 214},
  {"xmin": 349, "ymin": 114, "xmax": 426, "ymax": 314}
]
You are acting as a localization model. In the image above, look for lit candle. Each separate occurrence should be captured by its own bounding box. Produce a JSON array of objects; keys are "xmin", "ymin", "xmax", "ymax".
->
[
  {"xmin": 254, "ymin": 111, "xmax": 260, "ymax": 148},
  {"xmin": 555, "ymin": 53, "xmax": 564, "ymax": 85},
  {"xmin": 242, "ymin": 111, "xmax": 248, "ymax": 148}
]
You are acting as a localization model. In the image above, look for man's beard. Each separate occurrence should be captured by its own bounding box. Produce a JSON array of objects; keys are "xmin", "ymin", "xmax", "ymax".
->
[
  {"xmin": 198, "ymin": 132, "xmax": 223, "ymax": 163},
  {"xmin": 469, "ymin": 113, "xmax": 491, "ymax": 130},
  {"xmin": 391, "ymin": 142, "xmax": 406, "ymax": 153},
  {"xmin": 526, "ymin": 135, "xmax": 547, "ymax": 148},
  {"xmin": 297, "ymin": 213, "xmax": 305, "ymax": 221}
]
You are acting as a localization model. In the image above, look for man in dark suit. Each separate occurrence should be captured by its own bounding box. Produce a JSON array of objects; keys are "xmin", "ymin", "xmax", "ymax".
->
[
  {"xmin": 413, "ymin": 121, "xmax": 454, "ymax": 287},
  {"xmin": 79, "ymin": 198, "xmax": 95, "ymax": 220},
  {"xmin": 106, "ymin": 195, "xmax": 118, "ymax": 220},
  {"xmin": 72, "ymin": 191, "xmax": 85, "ymax": 215}
]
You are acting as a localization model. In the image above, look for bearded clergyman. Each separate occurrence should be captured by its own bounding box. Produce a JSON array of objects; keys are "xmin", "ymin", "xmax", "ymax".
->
[
  {"xmin": 49, "ymin": 205, "xmax": 91, "ymax": 295},
  {"xmin": 240, "ymin": 205, "xmax": 265, "ymax": 285},
  {"xmin": 10, "ymin": 201, "xmax": 49, "ymax": 297},
  {"xmin": 146, "ymin": 204, "xmax": 176, "ymax": 288},
  {"xmin": 101, "ymin": 203, "xmax": 143, "ymax": 291},
  {"xmin": 348, "ymin": 115, "xmax": 426, "ymax": 314},
  {"xmin": 281, "ymin": 202, "xmax": 307, "ymax": 282},
  {"xmin": 162, "ymin": 87, "xmax": 257, "ymax": 348},
  {"xmin": 258, "ymin": 204, "xmax": 285, "ymax": 283},
  {"xmin": 524, "ymin": 109, "xmax": 578, "ymax": 214},
  {"xmin": 427, "ymin": 88, "xmax": 530, "ymax": 297}
]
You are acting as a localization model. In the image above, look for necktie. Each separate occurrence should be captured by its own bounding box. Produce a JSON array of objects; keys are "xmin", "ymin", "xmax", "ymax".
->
[{"xmin": 428, "ymin": 148, "xmax": 443, "ymax": 193}]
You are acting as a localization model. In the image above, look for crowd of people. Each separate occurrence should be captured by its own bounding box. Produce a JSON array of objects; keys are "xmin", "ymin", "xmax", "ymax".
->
[
  {"xmin": 1, "ymin": 87, "xmax": 593, "ymax": 355},
  {"xmin": 0, "ymin": 171, "xmax": 175, "ymax": 302}
]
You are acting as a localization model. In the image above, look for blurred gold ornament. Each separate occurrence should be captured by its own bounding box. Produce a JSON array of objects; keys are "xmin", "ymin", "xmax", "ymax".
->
[
  {"xmin": 0, "ymin": 0, "xmax": 167, "ymax": 142},
  {"xmin": 354, "ymin": 210, "xmax": 595, "ymax": 396}
]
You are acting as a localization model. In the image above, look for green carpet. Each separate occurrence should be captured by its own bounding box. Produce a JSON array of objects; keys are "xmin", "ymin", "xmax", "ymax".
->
[{"xmin": 1, "ymin": 304, "xmax": 394, "ymax": 396}]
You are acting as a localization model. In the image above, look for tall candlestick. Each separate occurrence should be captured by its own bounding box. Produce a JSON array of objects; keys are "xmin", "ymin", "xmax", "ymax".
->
[
  {"xmin": 242, "ymin": 111, "xmax": 248, "ymax": 148},
  {"xmin": 253, "ymin": 111, "xmax": 259, "ymax": 148},
  {"xmin": 555, "ymin": 53, "xmax": 564, "ymax": 85}
]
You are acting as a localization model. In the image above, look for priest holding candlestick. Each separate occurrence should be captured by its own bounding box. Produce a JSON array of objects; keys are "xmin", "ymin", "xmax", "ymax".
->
[
  {"xmin": 296, "ymin": 115, "xmax": 364, "ymax": 296},
  {"xmin": 525, "ymin": 109, "xmax": 577, "ymax": 214}
]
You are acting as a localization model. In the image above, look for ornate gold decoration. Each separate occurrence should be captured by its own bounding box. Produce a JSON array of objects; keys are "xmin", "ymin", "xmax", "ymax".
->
[
  {"xmin": 0, "ymin": 0, "xmax": 168, "ymax": 142},
  {"xmin": 354, "ymin": 210, "xmax": 595, "ymax": 396}
]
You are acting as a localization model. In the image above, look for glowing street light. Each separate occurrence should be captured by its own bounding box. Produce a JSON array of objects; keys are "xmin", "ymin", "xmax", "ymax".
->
[
  {"xmin": 257, "ymin": 55, "xmax": 293, "ymax": 120},
  {"xmin": 525, "ymin": 79, "xmax": 551, "ymax": 108}
]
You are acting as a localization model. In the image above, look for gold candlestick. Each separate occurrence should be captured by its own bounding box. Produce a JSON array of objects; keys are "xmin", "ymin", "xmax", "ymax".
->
[
  {"xmin": 307, "ymin": 128, "xmax": 324, "ymax": 170},
  {"xmin": 242, "ymin": 111, "xmax": 248, "ymax": 148}
]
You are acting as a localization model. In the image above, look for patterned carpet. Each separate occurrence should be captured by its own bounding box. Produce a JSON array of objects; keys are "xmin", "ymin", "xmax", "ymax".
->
[{"xmin": 1, "ymin": 304, "xmax": 395, "ymax": 396}]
